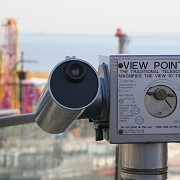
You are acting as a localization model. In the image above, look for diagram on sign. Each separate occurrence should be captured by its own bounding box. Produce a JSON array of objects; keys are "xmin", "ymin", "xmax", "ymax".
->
[{"xmin": 144, "ymin": 85, "xmax": 177, "ymax": 118}]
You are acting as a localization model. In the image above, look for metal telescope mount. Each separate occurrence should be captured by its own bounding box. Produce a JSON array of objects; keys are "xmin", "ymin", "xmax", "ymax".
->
[{"xmin": 1, "ymin": 55, "xmax": 180, "ymax": 179}]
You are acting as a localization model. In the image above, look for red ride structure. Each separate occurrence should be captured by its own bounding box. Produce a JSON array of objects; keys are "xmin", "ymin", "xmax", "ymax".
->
[{"xmin": 1, "ymin": 18, "xmax": 19, "ymax": 109}]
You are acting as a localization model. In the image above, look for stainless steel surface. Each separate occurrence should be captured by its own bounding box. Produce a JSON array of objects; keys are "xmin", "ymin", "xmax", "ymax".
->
[
  {"xmin": 121, "ymin": 143, "xmax": 168, "ymax": 180},
  {"xmin": 34, "ymin": 86, "xmax": 83, "ymax": 134},
  {"xmin": 121, "ymin": 172, "xmax": 167, "ymax": 180},
  {"xmin": 34, "ymin": 95, "xmax": 81, "ymax": 134},
  {"xmin": 122, "ymin": 143, "xmax": 167, "ymax": 169}
]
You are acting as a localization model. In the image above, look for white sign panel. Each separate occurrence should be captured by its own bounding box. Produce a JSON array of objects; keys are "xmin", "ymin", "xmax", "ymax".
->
[{"xmin": 118, "ymin": 59, "xmax": 180, "ymax": 135}]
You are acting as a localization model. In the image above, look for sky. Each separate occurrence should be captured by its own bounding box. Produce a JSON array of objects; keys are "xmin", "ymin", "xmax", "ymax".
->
[{"xmin": 1, "ymin": 0, "xmax": 180, "ymax": 35}]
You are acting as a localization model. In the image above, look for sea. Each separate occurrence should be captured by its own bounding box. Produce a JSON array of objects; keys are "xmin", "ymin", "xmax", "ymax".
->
[{"xmin": 20, "ymin": 34, "xmax": 180, "ymax": 72}]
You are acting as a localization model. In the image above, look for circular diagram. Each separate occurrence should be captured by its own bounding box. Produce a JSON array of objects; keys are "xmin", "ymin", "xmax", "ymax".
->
[{"xmin": 144, "ymin": 85, "xmax": 177, "ymax": 118}]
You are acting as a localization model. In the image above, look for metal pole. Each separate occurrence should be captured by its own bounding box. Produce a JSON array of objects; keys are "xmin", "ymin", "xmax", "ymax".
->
[
  {"xmin": 17, "ymin": 52, "xmax": 38, "ymax": 113},
  {"xmin": 120, "ymin": 143, "xmax": 168, "ymax": 180},
  {"xmin": 19, "ymin": 52, "xmax": 24, "ymax": 113},
  {"xmin": 115, "ymin": 28, "xmax": 129, "ymax": 54}
]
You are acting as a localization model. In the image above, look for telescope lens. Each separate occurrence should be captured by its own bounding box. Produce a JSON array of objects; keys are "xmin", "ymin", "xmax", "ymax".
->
[
  {"xmin": 70, "ymin": 63, "xmax": 83, "ymax": 77},
  {"xmin": 65, "ymin": 61, "xmax": 86, "ymax": 82}
]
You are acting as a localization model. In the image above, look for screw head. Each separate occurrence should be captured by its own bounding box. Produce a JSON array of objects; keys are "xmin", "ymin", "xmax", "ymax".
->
[
  {"xmin": 118, "ymin": 63, "xmax": 123, "ymax": 68},
  {"xmin": 155, "ymin": 88, "xmax": 167, "ymax": 100},
  {"xmin": 118, "ymin": 129, "xmax": 123, "ymax": 134}
]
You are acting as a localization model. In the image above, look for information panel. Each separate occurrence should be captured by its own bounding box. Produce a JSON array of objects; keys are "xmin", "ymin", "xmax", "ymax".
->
[{"xmin": 118, "ymin": 59, "xmax": 180, "ymax": 135}]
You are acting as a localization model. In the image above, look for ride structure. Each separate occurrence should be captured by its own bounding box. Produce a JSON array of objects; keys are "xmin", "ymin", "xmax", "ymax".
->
[
  {"xmin": 0, "ymin": 18, "xmax": 47, "ymax": 113},
  {"xmin": 0, "ymin": 18, "xmax": 19, "ymax": 109}
]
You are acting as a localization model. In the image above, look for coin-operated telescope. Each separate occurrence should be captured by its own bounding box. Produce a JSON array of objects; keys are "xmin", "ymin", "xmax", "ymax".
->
[
  {"xmin": 2, "ymin": 55, "xmax": 180, "ymax": 180},
  {"xmin": 1, "ymin": 55, "xmax": 180, "ymax": 144}
]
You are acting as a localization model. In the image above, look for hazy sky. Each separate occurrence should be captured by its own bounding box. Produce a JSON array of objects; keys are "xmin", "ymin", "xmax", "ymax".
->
[{"xmin": 1, "ymin": 0, "xmax": 180, "ymax": 35}]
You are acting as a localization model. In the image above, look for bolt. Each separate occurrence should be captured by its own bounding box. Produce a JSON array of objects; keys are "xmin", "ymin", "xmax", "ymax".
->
[
  {"xmin": 118, "ymin": 129, "xmax": 123, "ymax": 134},
  {"xmin": 155, "ymin": 88, "xmax": 167, "ymax": 100},
  {"xmin": 118, "ymin": 63, "xmax": 123, "ymax": 68}
]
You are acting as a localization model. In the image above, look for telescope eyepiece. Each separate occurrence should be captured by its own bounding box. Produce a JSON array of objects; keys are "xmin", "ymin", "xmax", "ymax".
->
[{"xmin": 65, "ymin": 61, "xmax": 86, "ymax": 83}]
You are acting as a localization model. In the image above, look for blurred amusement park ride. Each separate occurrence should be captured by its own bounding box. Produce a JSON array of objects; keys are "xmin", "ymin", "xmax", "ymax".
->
[{"xmin": 0, "ymin": 18, "xmax": 48, "ymax": 114}]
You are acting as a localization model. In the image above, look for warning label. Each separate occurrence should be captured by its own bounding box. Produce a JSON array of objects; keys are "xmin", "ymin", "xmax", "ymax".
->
[{"xmin": 118, "ymin": 59, "xmax": 180, "ymax": 135}]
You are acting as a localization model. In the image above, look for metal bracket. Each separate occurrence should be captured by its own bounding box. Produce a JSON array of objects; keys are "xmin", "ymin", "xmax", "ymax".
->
[{"xmin": 93, "ymin": 120, "xmax": 109, "ymax": 141}]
